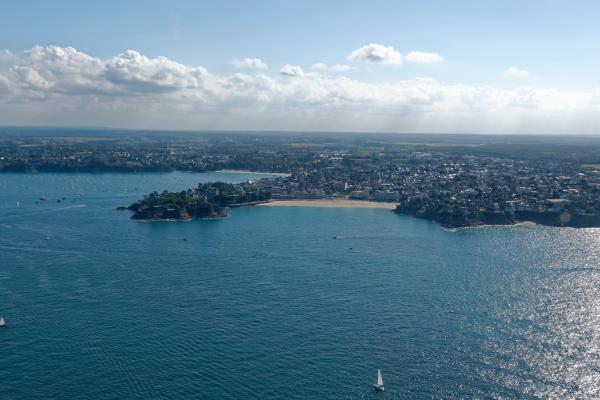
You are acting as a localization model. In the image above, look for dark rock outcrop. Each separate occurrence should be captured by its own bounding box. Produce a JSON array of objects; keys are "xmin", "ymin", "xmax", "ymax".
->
[{"xmin": 395, "ymin": 204, "xmax": 600, "ymax": 228}]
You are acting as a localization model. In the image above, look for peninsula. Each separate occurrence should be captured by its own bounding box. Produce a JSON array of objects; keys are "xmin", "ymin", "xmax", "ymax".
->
[{"xmin": 125, "ymin": 182, "xmax": 271, "ymax": 220}]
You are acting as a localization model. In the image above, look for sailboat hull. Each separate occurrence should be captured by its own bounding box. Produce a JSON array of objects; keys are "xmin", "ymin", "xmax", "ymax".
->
[{"xmin": 373, "ymin": 384, "xmax": 384, "ymax": 391}]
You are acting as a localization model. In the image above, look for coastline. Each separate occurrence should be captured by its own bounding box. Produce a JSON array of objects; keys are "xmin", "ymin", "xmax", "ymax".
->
[
  {"xmin": 394, "ymin": 208, "xmax": 600, "ymax": 229},
  {"xmin": 129, "ymin": 215, "xmax": 228, "ymax": 222},
  {"xmin": 259, "ymin": 199, "xmax": 397, "ymax": 209},
  {"xmin": 443, "ymin": 220, "xmax": 540, "ymax": 231},
  {"xmin": 216, "ymin": 169, "xmax": 290, "ymax": 177}
]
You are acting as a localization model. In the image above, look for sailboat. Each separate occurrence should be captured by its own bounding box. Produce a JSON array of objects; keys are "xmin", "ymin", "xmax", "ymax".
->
[
  {"xmin": 0, "ymin": 317, "xmax": 5, "ymax": 327},
  {"xmin": 373, "ymin": 369, "xmax": 384, "ymax": 391}
]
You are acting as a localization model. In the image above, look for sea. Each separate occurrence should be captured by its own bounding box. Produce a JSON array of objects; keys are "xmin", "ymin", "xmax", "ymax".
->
[{"xmin": 1, "ymin": 171, "xmax": 599, "ymax": 399}]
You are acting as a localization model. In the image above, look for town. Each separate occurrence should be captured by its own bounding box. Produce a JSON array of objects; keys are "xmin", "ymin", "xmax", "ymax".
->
[
  {"xmin": 2, "ymin": 129, "xmax": 600, "ymax": 227},
  {"xmin": 263, "ymin": 151, "xmax": 600, "ymax": 227}
]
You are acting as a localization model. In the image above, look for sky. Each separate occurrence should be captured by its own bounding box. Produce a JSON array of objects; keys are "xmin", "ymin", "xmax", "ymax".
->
[{"xmin": 1, "ymin": 0, "xmax": 600, "ymax": 134}]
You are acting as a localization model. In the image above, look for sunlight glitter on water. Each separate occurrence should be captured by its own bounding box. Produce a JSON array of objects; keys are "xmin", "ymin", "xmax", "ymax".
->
[{"xmin": 1, "ymin": 173, "xmax": 600, "ymax": 399}]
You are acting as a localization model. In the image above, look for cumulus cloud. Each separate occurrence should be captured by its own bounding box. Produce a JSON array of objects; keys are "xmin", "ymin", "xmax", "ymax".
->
[
  {"xmin": 405, "ymin": 51, "xmax": 443, "ymax": 64},
  {"xmin": 0, "ymin": 49, "xmax": 15, "ymax": 61},
  {"xmin": 0, "ymin": 45, "xmax": 216, "ymax": 101},
  {"xmin": 232, "ymin": 57, "xmax": 268, "ymax": 70},
  {"xmin": 348, "ymin": 44, "xmax": 402, "ymax": 65},
  {"xmin": 504, "ymin": 67, "xmax": 530, "ymax": 77},
  {"xmin": 0, "ymin": 45, "xmax": 599, "ymax": 134},
  {"xmin": 3, "ymin": 46, "xmax": 209, "ymax": 96},
  {"xmin": 280, "ymin": 64, "xmax": 304, "ymax": 77},
  {"xmin": 103, "ymin": 49, "xmax": 207, "ymax": 93}
]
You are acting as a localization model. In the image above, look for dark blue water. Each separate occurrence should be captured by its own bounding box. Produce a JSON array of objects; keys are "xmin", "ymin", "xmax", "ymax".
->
[{"xmin": 1, "ymin": 172, "xmax": 600, "ymax": 399}]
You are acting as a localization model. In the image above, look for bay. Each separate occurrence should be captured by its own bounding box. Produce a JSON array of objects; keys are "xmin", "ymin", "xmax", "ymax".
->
[{"xmin": 1, "ymin": 172, "xmax": 599, "ymax": 399}]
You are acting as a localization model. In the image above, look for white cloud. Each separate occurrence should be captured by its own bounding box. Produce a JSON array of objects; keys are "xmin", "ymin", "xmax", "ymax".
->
[
  {"xmin": 405, "ymin": 51, "xmax": 443, "ymax": 64},
  {"xmin": 504, "ymin": 67, "xmax": 530, "ymax": 77},
  {"xmin": 0, "ymin": 45, "xmax": 599, "ymax": 134},
  {"xmin": 232, "ymin": 57, "xmax": 268, "ymax": 70},
  {"xmin": 104, "ymin": 50, "xmax": 208, "ymax": 93},
  {"xmin": 0, "ymin": 49, "xmax": 15, "ymax": 61},
  {"xmin": 4, "ymin": 46, "xmax": 208, "ymax": 96},
  {"xmin": 280, "ymin": 64, "xmax": 304, "ymax": 77},
  {"xmin": 348, "ymin": 44, "xmax": 402, "ymax": 65}
]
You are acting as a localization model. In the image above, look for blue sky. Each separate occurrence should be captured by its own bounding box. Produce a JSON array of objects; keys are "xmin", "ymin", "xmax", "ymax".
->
[{"xmin": 1, "ymin": 1, "xmax": 600, "ymax": 133}]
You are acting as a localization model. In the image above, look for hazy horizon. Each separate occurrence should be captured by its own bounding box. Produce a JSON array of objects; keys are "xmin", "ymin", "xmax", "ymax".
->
[{"xmin": 4, "ymin": 125, "xmax": 600, "ymax": 139}]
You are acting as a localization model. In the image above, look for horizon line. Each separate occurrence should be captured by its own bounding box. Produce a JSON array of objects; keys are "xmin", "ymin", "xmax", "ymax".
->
[{"xmin": 1, "ymin": 124, "xmax": 600, "ymax": 138}]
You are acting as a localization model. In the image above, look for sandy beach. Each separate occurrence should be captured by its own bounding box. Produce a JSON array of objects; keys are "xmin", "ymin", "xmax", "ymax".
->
[{"xmin": 259, "ymin": 199, "xmax": 397, "ymax": 209}]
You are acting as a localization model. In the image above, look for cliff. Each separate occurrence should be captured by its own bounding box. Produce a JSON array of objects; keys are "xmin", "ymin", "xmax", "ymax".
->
[{"xmin": 394, "ymin": 204, "xmax": 600, "ymax": 228}]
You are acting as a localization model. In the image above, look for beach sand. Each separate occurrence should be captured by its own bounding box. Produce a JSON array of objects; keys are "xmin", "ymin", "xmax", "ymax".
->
[{"xmin": 259, "ymin": 199, "xmax": 397, "ymax": 209}]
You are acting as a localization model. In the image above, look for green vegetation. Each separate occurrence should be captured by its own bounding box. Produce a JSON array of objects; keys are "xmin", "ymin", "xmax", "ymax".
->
[{"xmin": 126, "ymin": 182, "xmax": 271, "ymax": 221}]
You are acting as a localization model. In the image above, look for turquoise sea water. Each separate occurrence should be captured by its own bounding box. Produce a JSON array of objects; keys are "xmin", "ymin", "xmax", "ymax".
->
[{"xmin": 1, "ymin": 172, "xmax": 600, "ymax": 399}]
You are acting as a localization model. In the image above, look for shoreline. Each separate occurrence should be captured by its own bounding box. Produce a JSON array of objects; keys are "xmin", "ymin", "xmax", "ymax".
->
[
  {"xmin": 129, "ymin": 215, "xmax": 228, "ymax": 222},
  {"xmin": 259, "ymin": 199, "xmax": 397, "ymax": 209},
  {"xmin": 443, "ymin": 220, "xmax": 541, "ymax": 231},
  {"xmin": 216, "ymin": 169, "xmax": 290, "ymax": 177}
]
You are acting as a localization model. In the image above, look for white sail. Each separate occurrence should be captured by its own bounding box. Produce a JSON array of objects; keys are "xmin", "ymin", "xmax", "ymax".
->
[
  {"xmin": 0, "ymin": 317, "xmax": 5, "ymax": 326},
  {"xmin": 377, "ymin": 369, "xmax": 383, "ymax": 386}
]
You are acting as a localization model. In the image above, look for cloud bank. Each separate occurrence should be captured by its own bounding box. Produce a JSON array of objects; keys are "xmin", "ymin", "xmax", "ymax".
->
[{"xmin": 0, "ymin": 45, "xmax": 599, "ymax": 134}]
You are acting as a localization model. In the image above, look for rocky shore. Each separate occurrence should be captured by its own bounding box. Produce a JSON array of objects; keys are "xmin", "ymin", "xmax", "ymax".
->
[{"xmin": 394, "ymin": 204, "xmax": 600, "ymax": 228}]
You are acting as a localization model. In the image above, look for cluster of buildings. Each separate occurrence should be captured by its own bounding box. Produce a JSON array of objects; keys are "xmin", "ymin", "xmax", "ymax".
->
[
  {"xmin": 245, "ymin": 151, "xmax": 600, "ymax": 224},
  {"xmin": 6, "ymin": 132, "xmax": 600, "ymax": 226}
]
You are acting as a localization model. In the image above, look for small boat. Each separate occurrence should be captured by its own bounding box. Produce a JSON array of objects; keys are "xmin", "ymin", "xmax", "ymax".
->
[
  {"xmin": 373, "ymin": 369, "xmax": 384, "ymax": 391},
  {"xmin": 0, "ymin": 317, "xmax": 5, "ymax": 327}
]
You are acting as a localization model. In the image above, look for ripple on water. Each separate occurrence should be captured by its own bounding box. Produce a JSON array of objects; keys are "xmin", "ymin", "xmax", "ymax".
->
[{"xmin": 1, "ymin": 173, "xmax": 600, "ymax": 399}]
